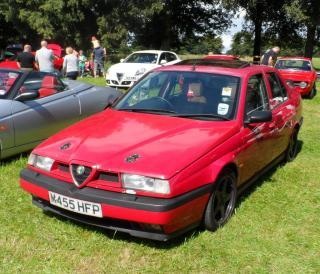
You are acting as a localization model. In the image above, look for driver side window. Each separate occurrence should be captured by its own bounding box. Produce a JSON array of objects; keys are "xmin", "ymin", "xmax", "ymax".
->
[
  {"xmin": 267, "ymin": 72, "xmax": 288, "ymax": 108},
  {"xmin": 245, "ymin": 74, "xmax": 269, "ymax": 117}
]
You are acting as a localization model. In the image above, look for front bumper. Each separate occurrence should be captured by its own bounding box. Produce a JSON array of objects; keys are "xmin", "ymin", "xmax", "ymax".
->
[
  {"xmin": 106, "ymin": 77, "xmax": 136, "ymax": 88},
  {"xmin": 20, "ymin": 168, "xmax": 211, "ymax": 241}
]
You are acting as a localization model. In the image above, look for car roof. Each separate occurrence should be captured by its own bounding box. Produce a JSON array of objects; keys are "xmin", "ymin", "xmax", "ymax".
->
[
  {"xmin": 153, "ymin": 59, "xmax": 272, "ymax": 77},
  {"xmin": 130, "ymin": 50, "xmax": 176, "ymax": 55},
  {"xmin": 277, "ymin": 57, "xmax": 312, "ymax": 61}
]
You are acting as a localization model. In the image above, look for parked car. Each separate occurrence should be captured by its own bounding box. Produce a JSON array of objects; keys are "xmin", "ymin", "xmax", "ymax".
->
[
  {"xmin": 0, "ymin": 43, "xmax": 64, "ymax": 71},
  {"xmin": 106, "ymin": 50, "xmax": 180, "ymax": 89},
  {"xmin": 0, "ymin": 68, "xmax": 120, "ymax": 159},
  {"xmin": 275, "ymin": 57, "xmax": 317, "ymax": 98},
  {"xmin": 47, "ymin": 43, "xmax": 64, "ymax": 71},
  {"xmin": 20, "ymin": 59, "xmax": 303, "ymax": 241}
]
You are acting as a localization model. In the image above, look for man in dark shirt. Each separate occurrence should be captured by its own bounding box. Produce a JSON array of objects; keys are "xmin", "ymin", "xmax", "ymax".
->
[
  {"xmin": 92, "ymin": 45, "xmax": 106, "ymax": 77},
  {"xmin": 17, "ymin": 44, "xmax": 36, "ymax": 71},
  {"xmin": 261, "ymin": 46, "xmax": 280, "ymax": 66}
]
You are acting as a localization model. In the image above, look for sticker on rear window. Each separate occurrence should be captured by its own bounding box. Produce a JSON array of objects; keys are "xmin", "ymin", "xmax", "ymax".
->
[
  {"xmin": 222, "ymin": 87, "xmax": 232, "ymax": 97},
  {"xmin": 217, "ymin": 103, "xmax": 229, "ymax": 115}
]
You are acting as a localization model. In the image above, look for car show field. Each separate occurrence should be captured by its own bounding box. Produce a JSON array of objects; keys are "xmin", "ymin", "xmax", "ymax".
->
[{"xmin": 0, "ymin": 63, "xmax": 319, "ymax": 272}]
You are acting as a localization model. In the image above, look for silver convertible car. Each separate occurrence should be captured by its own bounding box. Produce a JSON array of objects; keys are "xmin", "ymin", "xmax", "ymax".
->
[{"xmin": 0, "ymin": 69, "xmax": 121, "ymax": 159}]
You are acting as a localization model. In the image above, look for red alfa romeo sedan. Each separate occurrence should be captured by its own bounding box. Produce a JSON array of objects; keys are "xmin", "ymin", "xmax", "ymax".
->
[
  {"xmin": 275, "ymin": 57, "xmax": 317, "ymax": 99},
  {"xmin": 20, "ymin": 59, "xmax": 303, "ymax": 241}
]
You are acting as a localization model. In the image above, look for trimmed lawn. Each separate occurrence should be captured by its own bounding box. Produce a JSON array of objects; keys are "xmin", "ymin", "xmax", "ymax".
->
[{"xmin": 0, "ymin": 65, "xmax": 319, "ymax": 273}]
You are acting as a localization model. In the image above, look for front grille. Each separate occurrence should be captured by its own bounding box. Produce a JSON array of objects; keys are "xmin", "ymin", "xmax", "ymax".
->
[
  {"xmin": 98, "ymin": 172, "xmax": 119, "ymax": 183},
  {"xmin": 71, "ymin": 164, "xmax": 92, "ymax": 186},
  {"xmin": 111, "ymin": 80, "xmax": 119, "ymax": 85},
  {"xmin": 58, "ymin": 163, "xmax": 69, "ymax": 173},
  {"xmin": 116, "ymin": 73, "xmax": 124, "ymax": 81}
]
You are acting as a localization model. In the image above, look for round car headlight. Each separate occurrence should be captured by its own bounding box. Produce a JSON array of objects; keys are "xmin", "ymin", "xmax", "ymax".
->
[
  {"xmin": 122, "ymin": 174, "xmax": 170, "ymax": 194},
  {"xmin": 299, "ymin": 81, "xmax": 308, "ymax": 88}
]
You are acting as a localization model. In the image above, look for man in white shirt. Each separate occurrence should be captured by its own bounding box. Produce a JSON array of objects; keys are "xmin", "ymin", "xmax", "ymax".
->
[{"xmin": 35, "ymin": 40, "xmax": 54, "ymax": 72}]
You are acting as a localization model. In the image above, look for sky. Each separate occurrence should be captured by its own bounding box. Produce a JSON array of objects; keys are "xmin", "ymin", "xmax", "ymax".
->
[{"xmin": 221, "ymin": 10, "xmax": 246, "ymax": 53}]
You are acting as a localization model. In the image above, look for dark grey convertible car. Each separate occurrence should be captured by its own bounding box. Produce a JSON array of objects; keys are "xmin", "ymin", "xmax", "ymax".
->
[{"xmin": 0, "ymin": 69, "xmax": 121, "ymax": 159}]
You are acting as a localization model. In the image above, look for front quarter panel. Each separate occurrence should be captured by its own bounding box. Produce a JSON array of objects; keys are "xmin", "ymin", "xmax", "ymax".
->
[{"xmin": 169, "ymin": 126, "xmax": 242, "ymax": 197}]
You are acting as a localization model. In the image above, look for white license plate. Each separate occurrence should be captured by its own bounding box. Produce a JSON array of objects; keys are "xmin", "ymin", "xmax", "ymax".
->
[{"xmin": 49, "ymin": 191, "xmax": 102, "ymax": 218}]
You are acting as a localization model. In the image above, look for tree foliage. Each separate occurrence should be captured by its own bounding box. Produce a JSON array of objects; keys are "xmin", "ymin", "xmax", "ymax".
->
[
  {"xmin": 0, "ymin": 0, "xmax": 319, "ymax": 57},
  {"xmin": 0, "ymin": 0, "xmax": 232, "ymax": 54},
  {"xmin": 284, "ymin": 0, "xmax": 320, "ymax": 57}
]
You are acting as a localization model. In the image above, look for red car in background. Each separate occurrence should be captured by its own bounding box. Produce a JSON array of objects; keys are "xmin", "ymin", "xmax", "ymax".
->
[
  {"xmin": 47, "ymin": 43, "xmax": 64, "ymax": 71},
  {"xmin": 20, "ymin": 59, "xmax": 303, "ymax": 241},
  {"xmin": 275, "ymin": 57, "xmax": 318, "ymax": 98},
  {"xmin": 0, "ymin": 43, "xmax": 64, "ymax": 71},
  {"xmin": 0, "ymin": 59, "xmax": 20, "ymax": 69}
]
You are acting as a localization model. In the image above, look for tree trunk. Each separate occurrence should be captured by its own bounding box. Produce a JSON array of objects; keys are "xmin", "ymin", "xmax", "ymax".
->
[
  {"xmin": 252, "ymin": 2, "xmax": 263, "ymax": 60},
  {"xmin": 304, "ymin": 24, "xmax": 316, "ymax": 58}
]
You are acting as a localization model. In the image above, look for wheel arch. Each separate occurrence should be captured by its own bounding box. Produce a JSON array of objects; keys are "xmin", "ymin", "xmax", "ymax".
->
[{"xmin": 206, "ymin": 154, "xmax": 239, "ymax": 187}]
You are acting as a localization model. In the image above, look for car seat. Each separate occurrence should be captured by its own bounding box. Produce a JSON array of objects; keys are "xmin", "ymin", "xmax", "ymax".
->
[{"xmin": 38, "ymin": 75, "xmax": 58, "ymax": 98}]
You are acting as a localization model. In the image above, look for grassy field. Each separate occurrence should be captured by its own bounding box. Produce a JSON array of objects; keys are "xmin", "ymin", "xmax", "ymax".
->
[{"xmin": 0, "ymin": 65, "xmax": 319, "ymax": 274}]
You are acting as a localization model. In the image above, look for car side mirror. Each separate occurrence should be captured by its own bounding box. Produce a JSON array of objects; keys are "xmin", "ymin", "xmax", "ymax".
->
[
  {"xmin": 14, "ymin": 91, "xmax": 39, "ymax": 102},
  {"xmin": 160, "ymin": 59, "xmax": 167, "ymax": 65},
  {"xmin": 120, "ymin": 58, "xmax": 124, "ymax": 63},
  {"xmin": 245, "ymin": 110, "xmax": 272, "ymax": 124}
]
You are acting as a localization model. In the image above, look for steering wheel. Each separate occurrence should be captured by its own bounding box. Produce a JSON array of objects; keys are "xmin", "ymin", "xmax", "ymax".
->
[{"xmin": 152, "ymin": 96, "xmax": 174, "ymax": 110}]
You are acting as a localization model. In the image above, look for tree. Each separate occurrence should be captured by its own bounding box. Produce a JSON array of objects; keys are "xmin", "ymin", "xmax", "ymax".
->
[
  {"xmin": 223, "ymin": 0, "xmax": 290, "ymax": 57},
  {"xmin": 0, "ymin": 0, "xmax": 233, "ymax": 54},
  {"xmin": 228, "ymin": 31, "xmax": 253, "ymax": 56},
  {"xmin": 285, "ymin": 0, "xmax": 320, "ymax": 57},
  {"xmin": 180, "ymin": 35, "xmax": 223, "ymax": 54}
]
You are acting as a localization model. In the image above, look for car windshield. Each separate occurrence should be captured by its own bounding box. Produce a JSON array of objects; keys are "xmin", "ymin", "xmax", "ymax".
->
[
  {"xmin": 124, "ymin": 53, "xmax": 158, "ymax": 64},
  {"xmin": 275, "ymin": 59, "xmax": 312, "ymax": 71},
  {"xmin": 114, "ymin": 71, "xmax": 240, "ymax": 120},
  {"xmin": 0, "ymin": 70, "xmax": 21, "ymax": 98}
]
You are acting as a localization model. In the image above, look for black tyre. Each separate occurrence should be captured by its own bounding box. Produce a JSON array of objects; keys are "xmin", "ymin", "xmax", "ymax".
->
[
  {"xmin": 204, "ymin": 169, "xmax": 237, "ymax": 231},
  {"xmin": 285, "ymin": 129, "xmax": 299, "ymax": 162},
  {"xmin": 307, "ymin": 84, "xmax": 317, "ymax": 99}
]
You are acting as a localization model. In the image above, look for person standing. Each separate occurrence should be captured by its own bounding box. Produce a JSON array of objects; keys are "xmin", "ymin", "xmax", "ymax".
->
[
  {"xmin": 260, "ymin": 46, "xmax": 280, "ymax": 66},
  {"xmin": 63, "ymin": 47, "xmax": 79, "ymax": 80},
  {"xmin": 17, "ymin": 44, "xmax": 36, "ymax": 71},
  {"xmin": 92, "ymin": 40, "xmax": 106, "ymax": 78},
  {"xmin": 35, "ymin": 40, "xmax": 54, "ymax": 72},
  {"xmin": 78, "ymin": 50, "xmax": 87, "ymax": 77}
]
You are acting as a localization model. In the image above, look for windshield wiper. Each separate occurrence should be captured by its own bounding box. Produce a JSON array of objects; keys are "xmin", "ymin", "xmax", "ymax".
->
[
  {"xmin": 172, "ymin": 114, "xmax": 231, "ymax": 121},
  {"xmin": 118, "ymin": 108, "xmax": 177, "ymax": 114}
]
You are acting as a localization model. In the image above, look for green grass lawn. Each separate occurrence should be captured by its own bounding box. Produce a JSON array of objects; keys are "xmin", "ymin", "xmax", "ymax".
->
[{"xmin": 0, "ymin": 69, "xmax": 319, "ymax": 274}]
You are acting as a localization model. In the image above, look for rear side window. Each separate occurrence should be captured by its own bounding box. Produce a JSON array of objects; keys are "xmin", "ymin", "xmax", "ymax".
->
[
  {"xmin": 245, "ymin": 74, "xmax": 269, "ymax": 116},
  {"xmin": 165, "ymin": 53, "xmax": 177, "ymax": 62},
  {"xmin": 266, "ymin": 72, "xmax": 288, "ymax": 108}
]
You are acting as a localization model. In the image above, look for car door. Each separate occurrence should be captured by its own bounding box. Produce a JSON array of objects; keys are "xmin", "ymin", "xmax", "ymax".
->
[
  {"xmin": 237, "ymin": 73, "xmax": 275, "ymax": 184},
  {"xmin": 11, "ymin": 72, "xmax": 80, "ymax": 146},
  {"xmin": 265, "ymin": 71, "xmax": 294, "ymax": 158}
]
